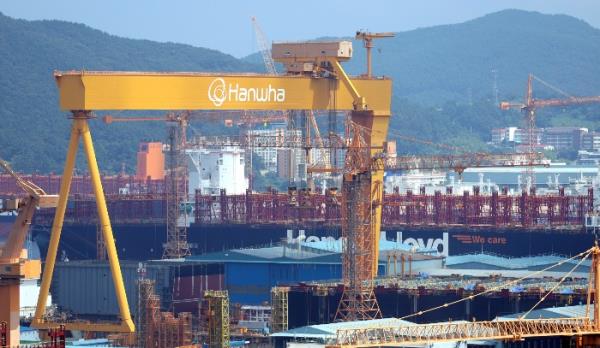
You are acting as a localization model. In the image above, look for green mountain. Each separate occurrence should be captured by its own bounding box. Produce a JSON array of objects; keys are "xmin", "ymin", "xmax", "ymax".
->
[
  {"xmin": 345, "ymin": 10, "xmax": 600, "ymax": 104},
  {"xmin": 247, "ymin": 10, "xmax": 600, "ymax": 155},
  {"xmin": 361, "ymin": 9, "xmax": 600, "ymax": 155},
  {"xmin": 2, "ymin": 9, "xmax": 600, "ymax": 172},
  {"xmin": 0, "ymin": 12, "xmax": 261, "ymax": 173},
  {"xmin": 247, "ymin": 10, "xmax": 600, "ymax": 104}
]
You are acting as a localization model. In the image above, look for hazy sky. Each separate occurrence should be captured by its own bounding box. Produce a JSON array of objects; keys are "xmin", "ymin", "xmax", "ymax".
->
[{"xmin": 1, "ymin": 0, "xmax": 599, "ymax": 57}]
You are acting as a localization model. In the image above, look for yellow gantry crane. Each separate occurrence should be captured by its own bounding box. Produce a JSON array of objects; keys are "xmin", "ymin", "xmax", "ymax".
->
[
  {"xmin": 32, "ymin": 39, "xmax": 393, "ymax": 331},
  {"xmin": 0, "ymin": 159, "xmax": 58, "ymax": 346}
]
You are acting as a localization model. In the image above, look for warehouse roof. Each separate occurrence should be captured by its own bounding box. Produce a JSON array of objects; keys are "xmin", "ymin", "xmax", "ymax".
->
[
  {"xmin": 496, "ymin": 304, "xmax": 589, "ymax": 320},
  {"xmin": 446, "ymin": 253, "xmax": 591, "ymax": 273},
  {"xmin": 185, "ymin": 244, "xmax": 347, "ymax": 265}
]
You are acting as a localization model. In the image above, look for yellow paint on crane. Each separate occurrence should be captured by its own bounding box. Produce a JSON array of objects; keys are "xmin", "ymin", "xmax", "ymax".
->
[
  {"xmin": 32, "ymin": 115, "xmax": 135, "ymax": 333},
  {"xmin": 54, "ymin": 71, "xmax": 392, "ymax": 114},
  {"xmin": 39, "ymin": 58, "xmax": 393, "ymax": 331}
]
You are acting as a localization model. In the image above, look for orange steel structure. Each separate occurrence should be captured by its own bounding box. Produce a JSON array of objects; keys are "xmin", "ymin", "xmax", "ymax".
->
[
  {"xmin": 0, "ymin": 173, "xmax": 167, "ymax": 197},
  {"xmin": 334, "ymin": 120, "xmax": 384, "ymax": 320},
  {"xmin": 500, "ymin": 74, "xmax": 600, "ymax": 188},
  {"xmin": 26, "ymin": 186, "xmax": 593, "ymax": 228},
  {"xmin": 0, "ymin": 159, "xmax": 57, "ymax": 346},
  {"xmin": 138, "ymin": 280, "xmax": 192, "ymax": 348}
]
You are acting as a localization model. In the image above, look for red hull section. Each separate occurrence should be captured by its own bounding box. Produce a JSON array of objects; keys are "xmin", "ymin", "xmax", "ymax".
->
[{"xmin": 29, "ymin": 189, "xmax": 592, "ymax": 230}]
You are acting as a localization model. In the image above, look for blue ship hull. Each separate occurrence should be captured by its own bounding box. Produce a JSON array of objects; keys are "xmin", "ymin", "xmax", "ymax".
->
[{"xmin": 31, "ymin": 222, "xmax": 596, "ymax": 261}]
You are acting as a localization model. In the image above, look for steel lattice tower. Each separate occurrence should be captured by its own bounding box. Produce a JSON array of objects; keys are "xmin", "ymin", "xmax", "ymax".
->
[
  {"xmin": 204, "ymin": 290, "xmax": 230, "ymax": 348},
  {"xmin": 163, "ymin": 124, "xmax": 190, "ymax": 259},
  {"xmin": 271, "ymin": 287, "xmax": 289, "ymax": 332},
  {"xmin": 335, "ymin": 120, "xmax": 382, "ymax": 321}
]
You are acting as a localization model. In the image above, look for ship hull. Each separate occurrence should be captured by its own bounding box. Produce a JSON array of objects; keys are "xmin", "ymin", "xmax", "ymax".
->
[{"xmin": 31, "ymin": 222, "xmax": 595, "ymax": 261}]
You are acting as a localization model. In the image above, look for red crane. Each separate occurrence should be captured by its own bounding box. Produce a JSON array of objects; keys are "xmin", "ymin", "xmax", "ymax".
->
[{"xmin": 500, "ymin": 74, "xmax": 600, "ymax": 188}]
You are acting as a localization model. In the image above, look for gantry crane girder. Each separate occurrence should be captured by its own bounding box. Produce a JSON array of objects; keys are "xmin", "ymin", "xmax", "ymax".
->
[
  {"xmin": 54, "ymin": 71, "xmax": 391, "ymax": 114},
  {"xmin": 35, "ymin": 45, "xmax": 392, "ymax": 331}
]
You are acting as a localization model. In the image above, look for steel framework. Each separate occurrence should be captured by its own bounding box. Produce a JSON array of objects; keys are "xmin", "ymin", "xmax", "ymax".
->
[
  {"xmin": 271, "ymin": 287, "xmax": 289, "ymax": 333},
  {"xmin": 500, "ymin": 73, "xmax": 600, "ymax": 189},
  {"xmin": 162, "ymin": 124, "xmax": 190, "ymax": 259},
  {"xmin": 1, "ymin": 322, "xmax": 66, "ymax": 348},
  {"xmin": 29, "ymin": 188, "xmax": 593, "ymax": 229},
  {"xmin": 333, "ymin": 120, "xmax": 385, "ymax": 321},
  {"xmin": 136, "ymin": 279, "xmax": 155, "ymax": 348},
  {"xmin": 0, "ymin": 173, "xmax": 167, "ymax": 196},
  {"xmin": 329, "ymin": 317, "xmax": 595, "ymax": 347},
  {"xmin": 325, "ymin": 245, "xmax": 600, "ymax": 347},
  {"xmin": 204, "ymin": 290, "xmax": 230, "ymax": 348},
  {"xmin": 335, "ymin": 172, "xmax": 382, "ymax": 321},
  {"xmin": 193, "ymin": 188, "xmax": 591, "ymax": 228},
  {"xmin": 137, "ymin": 279, "xmax": 192, "ymax": 348}
]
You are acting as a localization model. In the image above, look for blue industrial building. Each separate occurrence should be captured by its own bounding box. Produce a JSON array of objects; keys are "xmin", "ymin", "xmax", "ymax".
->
[{"xmin": 186, "ymin": 244, "xmax": 386, "ymax": 304}]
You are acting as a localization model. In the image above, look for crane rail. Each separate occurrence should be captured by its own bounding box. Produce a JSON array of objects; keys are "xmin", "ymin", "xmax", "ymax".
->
[{"xmin": 328, "ymin": 317, "xmax": 596, "ymax": 347}]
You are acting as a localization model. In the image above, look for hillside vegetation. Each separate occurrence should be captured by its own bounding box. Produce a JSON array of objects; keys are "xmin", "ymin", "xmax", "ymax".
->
[
  {"xmin": 0, "ymin": 12, "xmax": 261, "ymax": 172},
  {"xmin": 2, "ymin": 10, "xmax": 600, "ymax": 172}
]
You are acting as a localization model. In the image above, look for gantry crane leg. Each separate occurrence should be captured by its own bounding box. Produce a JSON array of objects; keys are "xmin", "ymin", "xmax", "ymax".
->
[{"xmin": 32, "ymin": 111, "xmax": 134, "ymax": 333}]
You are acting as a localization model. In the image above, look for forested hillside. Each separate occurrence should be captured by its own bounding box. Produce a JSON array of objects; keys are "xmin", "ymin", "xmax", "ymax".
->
[
  {"xmin": 2, "ymin": 9, "xmax": 600, "ymax": 172},
  {"xmin": 0, "ymin": 12, "xmax": 261, "ymax": 172}
]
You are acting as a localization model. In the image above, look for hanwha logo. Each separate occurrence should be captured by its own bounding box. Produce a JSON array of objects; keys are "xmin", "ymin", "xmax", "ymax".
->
[
  {"xmin": 208, "ymin": 78, "xmax": 227, "ymax": 107},
  {"xmin": 207, "ymin": 77, "xmax": 286, "ymax": 107}
]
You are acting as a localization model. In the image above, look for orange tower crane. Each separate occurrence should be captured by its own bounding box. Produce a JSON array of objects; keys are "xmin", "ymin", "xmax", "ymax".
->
[{"xmin": 500, "ymin": 74, "xmax": 600, "ymax": 188}]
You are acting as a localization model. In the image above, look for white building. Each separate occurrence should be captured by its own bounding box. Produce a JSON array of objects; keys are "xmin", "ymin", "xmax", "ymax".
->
[{"xmin": 186, "ymin": 146, "xmax": 248, "ymax": 196}]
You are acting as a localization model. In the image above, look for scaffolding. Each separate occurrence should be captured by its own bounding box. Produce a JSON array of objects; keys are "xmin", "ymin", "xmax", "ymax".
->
[
  {"xmin": 271, "ymin": 287, "xmax": 289, "ymax": 333},
  {"xmin": 135, "ymin": 279, "xmax": 192, "ymax": 348},
  {"xmin": 31, "ymin": 188, "xmax": 594, "ymax": 228},
  {"xmin": 204, "ymin": 290, "xmax": 230, "ymax": 348},
  {"xmin": 163, "ymin": 123, "xmax": 190, "ymax": 259},
  {"xmin": 137, "ymin": 279, "xmax": 155, "ymax": 348}
]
